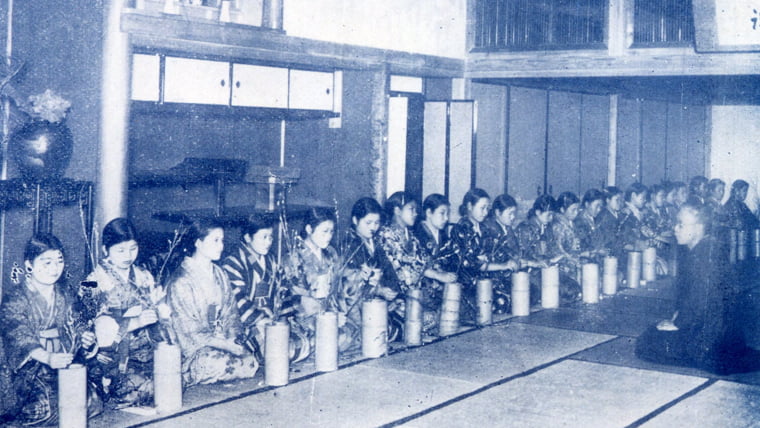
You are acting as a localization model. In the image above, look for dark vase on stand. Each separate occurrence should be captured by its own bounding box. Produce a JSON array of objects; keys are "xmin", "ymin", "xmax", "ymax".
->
[{"xmin": 8, "ymin": 119, "xmax": 73, "ymax": 183}]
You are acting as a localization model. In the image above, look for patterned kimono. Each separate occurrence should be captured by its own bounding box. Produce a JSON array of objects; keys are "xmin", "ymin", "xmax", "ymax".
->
[
  {"xmin": 222, "ymin": 244, "xmax": 308, "ymax": 364},
  {"xmin": 724, "ymin": 197, "xmax": 759, "ymax": 232},
  {"xmin": 574, "ymin": 210, "xmax": 603, "ymax": 256},
  {"xmin": 643, "ymin": 202, "xmax": 671, "ymax": 249},
  {"xmin": 377, "ymin": 223, "xmax": 429, "ymax": 338},
  {"xmin": 449, "ymin": 217, "xmax": 490, "ymax": 320},
  {"xmin": 617, "ymin": 204, "xmax": 651, "ymax": 251},
  {"xmin": 596, "ymin": 207, "xmax": 621, "ymax": 257},
  {"xmin": 166, "ymin": 257, "xmax": 258, "ymax": 386},
  {"xmin": 515, "ymin": 216, "xmax": 555, "ymax": 265},
  {"xmin": 377, "ymin": 223, "xmax": 426, "ymax": 292},
  {"xmin": 1, "ymin": 282, "xmax": 101, "ymax": 426},
  {"xmin": 340, "ymin": 228, "xmax": 402, "ymax": 343},
  {"xmin": 85, "ymin": 260, "xmax": 167, "ymax": 407},
  {"xmin": 551, "ymin": 214, "xmax": 582, "ymax": 281},
  {"xmin": 481, "ymin": 217, "xmax": 520, "ymax": 313},
  {"xmin": 282, "ymin": 239, "xmax": 361, "ymax": 352},
  {"xmin": 411, "ymin": 222, "xmax": 462, "ymax": 328},
  {"xmin": 516, "ymin": 216, "xmax": 581, "ymax": 305},
  {"xmin": 449, "ymin": 217, "xmax": 488, "ymax": 287}
]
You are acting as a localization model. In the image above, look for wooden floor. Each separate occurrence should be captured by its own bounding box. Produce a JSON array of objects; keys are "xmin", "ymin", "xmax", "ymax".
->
[{"xmin": 90, "ymin": 278, "xmax": 760, "ymax": 428}]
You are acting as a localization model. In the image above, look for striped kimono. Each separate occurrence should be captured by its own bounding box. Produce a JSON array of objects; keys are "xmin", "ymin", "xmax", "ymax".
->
[{"xmin": 222, "ymin": 244, "xmax": 308, "ymax": 363}]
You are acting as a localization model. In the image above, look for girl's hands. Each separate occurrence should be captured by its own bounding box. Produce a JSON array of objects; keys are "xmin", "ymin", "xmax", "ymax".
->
[
  {"xmin": 80, "ymin": 331, "xmax": 97, "ymax": 349},
  {"xmin": 48, "ymin": 352, "xmax": 74, "ymax": 369}
]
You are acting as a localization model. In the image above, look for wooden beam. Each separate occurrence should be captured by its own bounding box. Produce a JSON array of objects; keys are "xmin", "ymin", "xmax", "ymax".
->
[
  {"xmin": 466, "ymin": 49, "xmax": 760, "ymax": 78},
  {"xmin": 122, "ymin": 11, "xmax": 464, "ymax": 77}
]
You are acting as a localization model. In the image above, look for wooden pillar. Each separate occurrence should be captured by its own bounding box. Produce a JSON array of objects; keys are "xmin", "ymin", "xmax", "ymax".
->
[
  {"xmin": 98, "ymin": 0, "xmax": 131, "ymax": 228},
  {"xmin": 607, "ymin": 94, "xmax": 618, "ymax": 186},
  {"xmin": 370, "ymin": 66, "xmax": 389, "ymax": 202}
]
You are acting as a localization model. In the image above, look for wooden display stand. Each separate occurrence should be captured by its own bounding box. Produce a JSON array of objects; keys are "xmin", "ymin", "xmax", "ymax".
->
[{"xmin": 0, "ymin": 178, "xmax": 94, "ymax": 271}]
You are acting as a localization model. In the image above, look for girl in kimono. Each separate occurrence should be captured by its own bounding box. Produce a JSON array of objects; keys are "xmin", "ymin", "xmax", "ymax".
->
[
  {"xmin": 574, "ymin": 188, "xmax": 605, "ymax": 258},
  {"xmin": 166, "ymin": 219, "xmax": 258, "ymax": 386},
  {"xmin": 85, "ymin": 218, "xmax": 172, "ymax": 407},
  {"xmin": 724, "ymin": 179, "xmax": 759, "ymax": 232},
  {"xmin": 339, "ymin": 198, "xmax": 400, "ymax": 347},
  {"xmin": 644, "ymin": 184, "xmax": 675, "ymax": 275},
  {"xmin": 1, "ymin": 234, "xmax": 101, "ymax": 426},
  {"xmin": 481, "ymin": 194, "xmax": 522, "ymax": 313},
  {"xmin": 412, "ymin": 194, "xmax": 459, "ymax": 330},
  {"xmin": 706, "ymin": 179, "xmax": 726, "ymax": 216},
  {"xmin": 618, "ymin": 183, "xmax": 651, "ymax": 251},
  {"xmin": 596, "ymin": 186, "xmax": 623, "ymax": 258},
  {"xmin": 551, "ymin": 192, "xmax": 584, "ymax": 284},
  {"xmin": 450, "ymin": 189, "xmax": 517, "ymax": 320},
  {"xmin": 283, "ymin": 207, "xmax": 359, "ymax": 351},
  {"xmin": 377, "ymin": 191, "xmax": 425, "ymax": 339},
  {"xmin": 664, "ymin": 181, "xmax": 688, "ymax": 226},
  {"xmin": 516, "ymin": 195, "xmax": 581, "ymax": 305},
  {"xmin": 222, "ymin": 215, "xmax": 309, "ymax": 364}
]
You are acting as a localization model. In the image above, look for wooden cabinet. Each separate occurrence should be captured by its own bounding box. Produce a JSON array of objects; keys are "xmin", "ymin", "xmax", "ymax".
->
[
  {"xmin": 132, "ymin": 54, "xmax": 338, "ymax": 113},
  {"xmin": 163, "ymin": 57, "xmax": 230, "ymax": 105},
  {"xmin": 231, "ymin": 64, "xmax": 288, "ymax": 108},
  {"xmin": 288, "ymin": 69, "xmax": 334, "ymax": 110},
  {"xmin": 131, "ymin": 53, "xmax": 161, "ymax": 102}
]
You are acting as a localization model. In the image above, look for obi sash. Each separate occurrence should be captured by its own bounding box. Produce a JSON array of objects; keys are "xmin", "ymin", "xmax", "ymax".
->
[{"xmin": 38, "ymin": 328, "xmax": 62, "ymax": 353}]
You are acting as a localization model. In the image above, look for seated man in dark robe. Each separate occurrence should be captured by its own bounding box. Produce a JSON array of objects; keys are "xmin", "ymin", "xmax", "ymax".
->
[{"xmin": 635, "ymin": 201, "xmax": 760, "ymax": 375}]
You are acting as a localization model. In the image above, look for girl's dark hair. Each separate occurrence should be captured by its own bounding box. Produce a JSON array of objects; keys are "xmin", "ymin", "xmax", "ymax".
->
[
  {"xmin": 556, "ymin": 192, "xmax": 580, "ymax": 213},
  {"xmin": 731, "ymin": 179, "xmax": 749, "ymax": 194},
  {"xmin": 707, "ymin": 178, "xmax": 725, "ymax": 193},
  {"xmin": 582, "ymin": 189, "xmax": 605, "ymax": 207},
  {"xmin": 384, "ymin": 191, "xmax": 417, "ymax": 221},
  {"xmin": 527, "ymin": 194, "xmax": 556, "ymax": 218},
  {"xmin": 649, "ymin": 183, "xmax": 665, "ymax": 197},
  {"xmin": 604, "ymin": 186, "xmax": 622, "ymax": 201},
  {"xmin": 689, "ymin": 175, "xmax": 708, "ymax": 195},
  {"xmin": 351, "ymin": 197, "xmax": 383, "ymax": 222},
  {"xmin": 24, "ymin": 233, "xmax": 65, "ymax": 263},
  {"xmin": 422, "ymin": 194, "xmax": 450, "ymax": 218},
  {"xmin": 624, "ymin": 183, "xmax": 648, "ymax": 202},
  {"xmin": 670, "ymin": 181, "xmax": 687, "ymax": 192},
  {"xmin": 241, "ymin": 214, "xmax": 275, "ymax": 241},
  {"xmin": 184, "ymin": 218, "xmax": 225, "ymax": 256},
  {"xmin": 302, "ymin": 207, "xmax": 336, "ymax": 237},
  {"xmin": 458, "ymin": 188, "xmax": 490, "ymax": 217},
  {"xmin": 491, "ymin": 194, "xmax": 517, "ymax": 214},
  {"xmin": 102, "ymin": 218, "xmax": 138, "ymax": 250}
]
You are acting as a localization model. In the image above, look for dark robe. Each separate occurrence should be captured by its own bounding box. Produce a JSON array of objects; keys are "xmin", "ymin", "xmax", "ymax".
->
[{"xmin": 635, "ymin": 235, "xmax": 760, "ymax": 375}]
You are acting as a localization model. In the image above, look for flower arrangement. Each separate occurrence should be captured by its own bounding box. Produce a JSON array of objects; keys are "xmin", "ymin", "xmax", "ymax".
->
[{"xmin": 27, "ymin": 89, "xmax": 71, "ymax": 123}]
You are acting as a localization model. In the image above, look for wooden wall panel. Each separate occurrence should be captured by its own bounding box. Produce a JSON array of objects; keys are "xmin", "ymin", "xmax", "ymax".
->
[
  {"xmin": 580, "ymin": 94, "xmax": 610, "ymax": 192},
  {"xmin": 616, "ymin": 97, "xmax": 642, "ymax": 188},
  {"xmin": 546, "ymin": 91, "xmax": 581, "ymax": 195},
  {"xmin": 665, "ymin": 103, "xmax": 688, "ymax": 182},
  {"xmin": 640, "ymin": 100, "xmax": 668, "ymax": 185},
  {"xmin": 508, "ymin": 86, "xmax": 547, "ymax": 201},
  {"xmin": 685, "ymin": 105, "xmax": 708, "ymax": 179},
  {"xmin": 448, "ymin": 102, "xmax": 475, "ymax": 221},
  {"xmin": 471, "ymin": 82, "xmax": 508, "ymax": 197}
]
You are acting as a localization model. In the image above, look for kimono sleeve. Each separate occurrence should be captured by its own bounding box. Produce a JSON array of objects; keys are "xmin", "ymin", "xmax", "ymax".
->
[
  {"xmin": 0, "ymin": 290, "xmax": 43, "ymax": 369},
  {"xmin": 166, "ymin": 271, "xmax": 215, "ymax": 357}
]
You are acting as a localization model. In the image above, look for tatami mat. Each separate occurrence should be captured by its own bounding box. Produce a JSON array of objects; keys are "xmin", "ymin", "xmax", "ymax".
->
[{"xmin": 404, "ymin": 360, "xmax": 707, "ymax": 428}]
